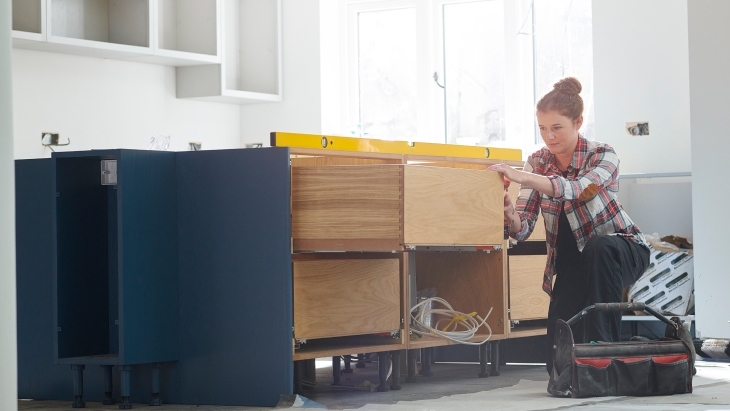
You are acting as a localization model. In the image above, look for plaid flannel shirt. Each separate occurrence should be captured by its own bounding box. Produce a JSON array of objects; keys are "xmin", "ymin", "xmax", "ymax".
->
[{"xmin": 512, "ymin": 136, "xmax": 647, "ymax": 296}]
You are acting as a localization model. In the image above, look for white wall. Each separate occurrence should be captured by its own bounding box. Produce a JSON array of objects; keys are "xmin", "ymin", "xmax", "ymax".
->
[
  {"xmin": 688, "ymin": 0, "xmax": 730, "ymax": 339},
  {"xmin": 0, "ymin": 0, "xmax": 18, "ymax": 409},
  {"xmin": 12, "ymin": 49, "xmax": 241, "ymax": 159},
  {"xmin": 592, "ymin": 0, "xmax": 691, "ymax": 175},
  {"xmin": 240, "ymin": 0, "xmax": 323, "ymax": 146}
]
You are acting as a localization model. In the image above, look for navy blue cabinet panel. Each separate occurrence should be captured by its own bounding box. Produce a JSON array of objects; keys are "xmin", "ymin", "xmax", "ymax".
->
[{"xmin": 175, "ymin": 148, "xmax": 293, "ymax": 407}]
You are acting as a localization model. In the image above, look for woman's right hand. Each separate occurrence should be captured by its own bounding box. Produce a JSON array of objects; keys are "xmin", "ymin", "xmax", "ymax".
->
[{"xmin": 503, "ymin": 190, "xmax": 515, "ymax": 221}]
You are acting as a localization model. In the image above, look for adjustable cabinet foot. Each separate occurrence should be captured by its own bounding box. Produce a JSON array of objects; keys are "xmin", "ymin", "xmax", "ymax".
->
[
  {"xmin": 149, "ymin": 362, "xmax": 162, "ymax": 406},
  {"xmin": 332, "ymin": 356, "xmax": 341, "ymax": 386},
  {"xmin": 405, "ymin": 349, "xmax": 417, "ymax": 383},
  {"xmin": 489, "ymin": 341, "xmax": 501, "ymax": 376},
  {"xmin": 356, "ymin": 353, "xmax": 366, "ymax": 368},
  {"xmin": 419, "ymin": 348, "xmax": 433, "ymax": 377},
  {"xmin": 119, "ymin": 365, "xmax": 133, "ymax": 409},
  {"xmin": 102, "ymin": 365, "xmax": 115, "ymax": 405},
  {"xmin": 293, "ymin": 361, "xmax": 303, "ymax": 395},
  {"xmin": 377, "ymin": 352, "xmax": 390, "ymax": 392},
  {"xmin": 478, "ymin": 342, "xmax": 490, "ymax": 378},
  {"xmin": 389, "ymin": 351, "xmax": 402, "ymax": 390},
  {"xmin": 71, "ymin": 365, "xmax": 85, "ymax": 408},
  {"xmin": 343, "ymin": 355, "xmax": 353, "ymax": 373}
]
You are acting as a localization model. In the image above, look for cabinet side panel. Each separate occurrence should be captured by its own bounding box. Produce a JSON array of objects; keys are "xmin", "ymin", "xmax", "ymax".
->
[
  {"xmin": 16, "ymin": 159, "xmax": 70, "ymax": 399},
  {"xmin": 118, "ymin": 151, "xmax": 178, "ymax": 364},
  {"xmin": 175, "ymin": 148, "xmax": 293, "ymax": 407},
  {"xmin": 404, "ymin": 166, "xmax": 503, "ymax": 246},
  {"xmin": 176, "ymin": 64, "xmax": 222, "ymax": 98}
]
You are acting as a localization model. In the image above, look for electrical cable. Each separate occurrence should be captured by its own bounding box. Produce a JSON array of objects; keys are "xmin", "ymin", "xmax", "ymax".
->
[{"xmin": 410, "ymin": 297, "xmax": 493, "ymax": 346}]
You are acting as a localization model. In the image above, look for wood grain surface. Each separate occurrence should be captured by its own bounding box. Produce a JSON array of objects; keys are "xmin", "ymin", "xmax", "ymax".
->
[
  {"xmin": 291, "ymin": 165, "xmax": 403, "ymax": 250},
  {"xmin": 413, "ymin": 251, "xmax": 506, "ymax": 339},
  {"xmin": 404, "ymin": 166, "xmax": 504, "ymax": 246},
  {"xmin": 508, "ymin": 254, "xmax": 550, "ymax": 320},
  {"xmin": 293, "ymin": 259, "xmax": 401, "ymax": 340}
]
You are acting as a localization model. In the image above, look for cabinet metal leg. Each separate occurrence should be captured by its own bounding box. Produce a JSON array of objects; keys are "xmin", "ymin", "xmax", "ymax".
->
[
  {"xmin": 293, "ymin": 361, "xmax": 303, "ymax": 394},
  {"xmin": 343, "ymin": 355, "xmax": 353, "ymax": 373},
  {"xmin": 405, "ymin": 349, "xmax": 417, "ymax": 383},
  {"xmin": 149, "ymin": 362, "xmax": 162, "ymax": 406},
  {"xmin": 389, "ymin": 351, "xmax": 402, "ymax": 390},
  {"xmin": 71, "ymin": 365, "xmax": 85, "ymax": 408},
  {"xmin": 478, "ymin": 343, "xmax": 490, "ymax": 378},
  {"xmin": 489, "ymin": 341, "xmax": 501, "ymax": 376},
  {"xmin": 356, "ymin": 353, "xmax": 366, "ymax": 368},
  {"xmin": 332, "ymin": 356, "xmax": 341, "ymax": 385},
  {"xmin": 119, "ymin": 365, "xmax": 132, "ymax": 409},
  {"xmin": 102, "ymin": 365, "xmax": 115, "ymax": 405},
  {"xmin": 419, "ymin": 348, "xmax": 433, "ymax": 377},
  {"xmin": 377, "ymin": 352, "xmax": 390, "ymax": 392}
]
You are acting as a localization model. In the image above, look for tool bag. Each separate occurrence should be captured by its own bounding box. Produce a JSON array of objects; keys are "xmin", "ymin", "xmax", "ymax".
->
[{"xmin": 548, "ymin": 302, "xmax": 695, "ymax": 398}]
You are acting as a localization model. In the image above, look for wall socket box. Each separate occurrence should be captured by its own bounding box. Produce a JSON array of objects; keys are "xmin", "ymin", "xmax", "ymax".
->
[
  {"xmin": 627, "ymin": 122, "xmax": 650, "ymax": 136},
  {"xmin": 101, "ymin": 160, "xmax": 118, "ymax": 186},
  {"xmin": 41, "ymin": 133, "xmax": 60, "ymax": 145}
]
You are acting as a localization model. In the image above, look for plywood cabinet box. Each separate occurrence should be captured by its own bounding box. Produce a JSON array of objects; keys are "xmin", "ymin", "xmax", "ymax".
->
[{"xmin": 292, "ymin": 165, "xmax": 505, "ymax": 251}]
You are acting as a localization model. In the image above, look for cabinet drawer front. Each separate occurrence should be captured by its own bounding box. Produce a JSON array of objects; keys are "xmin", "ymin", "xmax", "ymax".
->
[
  {"xmin": 293, "ymin": 259, "xmax": 401, "ymax": 340},
  {"xmin": 509, "ymin": 254, "xmax": 550, "ymax": 320},
  {"xmin": 404, "ymin": 166, "xmax": 504, "ymax": 246},
  {"xmin": 292, "ymin": 165, "xmax": 403, "ymax": 251}
]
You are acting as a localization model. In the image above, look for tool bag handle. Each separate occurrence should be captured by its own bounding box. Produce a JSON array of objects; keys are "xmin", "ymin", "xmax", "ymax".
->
[{"xmin": 566, "ymin": 302, "xmax": 676, "ymax": 329}]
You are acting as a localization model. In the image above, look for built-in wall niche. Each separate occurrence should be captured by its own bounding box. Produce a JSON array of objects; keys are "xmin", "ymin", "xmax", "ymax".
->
[
  {"xmin": 12, "ymin": 0, "xmax": 46, "ymax": 44},
  {"xmin": 176, "ymin": 0, "xmax": 282, "ymax": 104}
]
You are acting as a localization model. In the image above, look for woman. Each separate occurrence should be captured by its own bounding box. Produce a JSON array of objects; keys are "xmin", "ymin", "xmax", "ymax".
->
[{"xmin": 487, "ymin": 77, "xmax": 650, "ymax": 374}]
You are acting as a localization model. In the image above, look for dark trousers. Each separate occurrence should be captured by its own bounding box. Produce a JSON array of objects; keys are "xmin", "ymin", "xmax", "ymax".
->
[{"xmin": 545, "ymin": 235, "xmax": 650, "ymax": 373}]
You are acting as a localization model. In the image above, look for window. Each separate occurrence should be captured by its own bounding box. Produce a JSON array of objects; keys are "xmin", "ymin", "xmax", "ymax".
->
[{"xmin": 343, "ymin": 0, "xmax": 594, "ymax": 158}]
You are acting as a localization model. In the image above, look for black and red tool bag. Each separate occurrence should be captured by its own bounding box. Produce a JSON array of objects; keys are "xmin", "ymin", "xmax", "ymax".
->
[{"xmin": 548, "ymin": 302, "xmax": 695, "ymax": 398}]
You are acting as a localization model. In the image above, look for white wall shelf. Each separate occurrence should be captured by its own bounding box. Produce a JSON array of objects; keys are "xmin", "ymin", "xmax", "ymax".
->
[
  {"xmin": 12, "ymin": 0, "xmax": 46, "ymax": 45},
  {"xmin": 176, "ymin": 0, "xmax": 282, "ymax": 104},
  {"xmin": 12, "ymin": 0, "xmax": 222, "ymax": 66}
]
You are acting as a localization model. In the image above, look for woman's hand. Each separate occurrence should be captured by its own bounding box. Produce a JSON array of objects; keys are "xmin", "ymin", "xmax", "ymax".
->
[
  {"xmin": 502, "ymin": 190, "xmax": 515, "ymax": 221},
  {"xmin": 487, "ymin": 162, "xmax": 522, "ymax": 184},
  {"xmin": 487, "ymin": 162, "xmax": 556, "ymax": 197}
]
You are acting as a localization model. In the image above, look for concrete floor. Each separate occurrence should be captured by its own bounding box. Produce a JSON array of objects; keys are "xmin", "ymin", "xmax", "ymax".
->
[{"xmin": 18, "ymin": 359, "xmax": 730, "ymax": 411}]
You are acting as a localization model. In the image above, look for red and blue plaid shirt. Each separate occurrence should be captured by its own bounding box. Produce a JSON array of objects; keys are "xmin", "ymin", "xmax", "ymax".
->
[{"xmin": 512, "ymin": 136, "xmax": 647, "ymax": 296}]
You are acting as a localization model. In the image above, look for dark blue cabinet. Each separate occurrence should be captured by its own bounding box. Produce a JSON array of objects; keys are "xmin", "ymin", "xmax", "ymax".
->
[
  {"xmin": 17, "ymin": 148, "xmax": 293, "ymax": 407},
  {"xmin": 54, "ymin": 150, "xmax": 179, "ymax": 366}
]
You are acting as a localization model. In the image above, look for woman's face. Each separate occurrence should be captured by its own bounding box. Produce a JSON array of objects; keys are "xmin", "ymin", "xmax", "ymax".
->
[{"xmin": 537, "ymin": 110, "xmax": 582, "ymax": 157}]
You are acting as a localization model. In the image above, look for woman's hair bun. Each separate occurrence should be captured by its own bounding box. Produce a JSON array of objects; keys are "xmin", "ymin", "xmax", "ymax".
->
[{"xmin": 553, "ymin": 77, "xmax": 582, "ymax": 96}]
